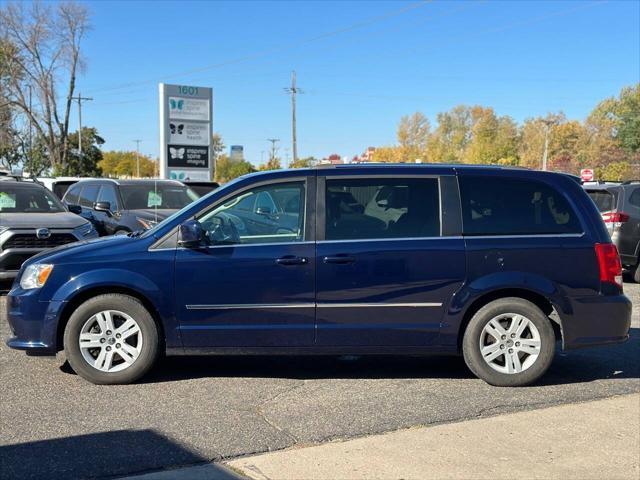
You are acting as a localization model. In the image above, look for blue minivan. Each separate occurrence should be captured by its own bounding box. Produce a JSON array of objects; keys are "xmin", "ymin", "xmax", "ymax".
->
[{"xmin": 5, "ymin": 165, "xmax": 632, "ymax": 386}]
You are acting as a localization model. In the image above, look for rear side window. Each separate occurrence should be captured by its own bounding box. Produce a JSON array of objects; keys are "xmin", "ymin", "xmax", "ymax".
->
[
  {"xmin": 78, "ymin": 185, "xmax": 100, "ymax": 208},
  {"xmin": 325, "ymin": 178, "xmax": 440, "ymax": 240},
  {"xmin": 587, "ymin": 189, "xmax": 618, "ymax": 213},
  {"xmin": 628, "ymin": 188, "xmax": 640, "ymax": 209},
  {"xmin": 459, "ymin": 176, "xmax": 582, "ymax": 236}
]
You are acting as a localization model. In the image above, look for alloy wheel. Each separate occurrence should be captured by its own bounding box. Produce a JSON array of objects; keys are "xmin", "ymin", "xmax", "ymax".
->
[
  {"xmin": 479, "ymin": 313, "xmax": 542, "ymax": 374},
  {"xmin": 78, "ymin": 310, "xmax": 143, "ymax": 373}
]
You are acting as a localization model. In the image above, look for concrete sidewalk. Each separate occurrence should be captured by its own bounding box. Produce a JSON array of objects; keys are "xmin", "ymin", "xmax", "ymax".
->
[{"xmin": 228, "ymin": 394, "xmax": 640, "ymax": 480}]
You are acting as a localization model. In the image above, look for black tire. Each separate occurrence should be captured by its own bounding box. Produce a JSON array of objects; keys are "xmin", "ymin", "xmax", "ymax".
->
[
  {"xmin": 63, "ymin": 294, "xmax": 159, "ymax": 385},
  {"xmin": 462, "ymin": 297, "xmax": 555, "ymax": 387}
]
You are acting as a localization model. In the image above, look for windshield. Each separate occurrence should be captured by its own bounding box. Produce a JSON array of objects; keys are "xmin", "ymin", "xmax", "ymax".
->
[
  {"xmin": 587, "ymin": 189, "xmax": 618, "ymax": 213},
  {"xmin": 139, "ymin": 174, "xmax": 252, "ymax": 239},
  {"xmin": 119, "ymin": 184, "xmax": 199, "ymax": 210},
  {"xmin": 0, "ymin": 184, "xmax": 66, "ymax": 213}
]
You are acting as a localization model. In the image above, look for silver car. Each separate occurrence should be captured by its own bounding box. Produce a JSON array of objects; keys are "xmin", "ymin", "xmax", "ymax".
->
[{"xmin": 0, "ymin": 180, "xmax": 98, "ymax": 280}]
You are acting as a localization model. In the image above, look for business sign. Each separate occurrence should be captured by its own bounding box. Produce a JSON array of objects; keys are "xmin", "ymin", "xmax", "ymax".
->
[
  {"xmin": 169, "ymin": 122, "xmax": 210, "ymax": 146},
  {"xmin": 580, "ymin": 168, "xmax": 594, "ymax": 182},
  {"xmin": 168, "ymin": 145, "xmax": 209, "ymax": 168},
  {"xmin": 159, "ymin": 83, "xmax": 213, "ymax": 181},
  {"xmin": 168, "ymin": 97, "xmax": 210, "ymax": 121},
  {"xmin": 230, "ymin": 145, "xmax": 244, "ymax": 160}
]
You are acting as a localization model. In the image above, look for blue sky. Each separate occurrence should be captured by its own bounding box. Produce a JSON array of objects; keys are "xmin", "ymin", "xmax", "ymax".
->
[{"xmin": 74, "ymin": 0, "xmax": 639, "ymax": 165}]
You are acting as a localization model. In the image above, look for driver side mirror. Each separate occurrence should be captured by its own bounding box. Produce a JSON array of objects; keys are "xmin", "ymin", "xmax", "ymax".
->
[
  {"xmin": 67, "ymin": 204, "xmax": 82, "ymax": 215},
  {"xmin": 178, "ymin": 219, "xmax": 205, "ymax": 248},
  {"xmin": 93, "ymin": 201, "xmax": 113, "ymax": 216}
]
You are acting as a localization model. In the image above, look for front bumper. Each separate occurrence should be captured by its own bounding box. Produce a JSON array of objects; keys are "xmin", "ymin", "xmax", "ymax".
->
[
  {"xmin": 562, "ymin": 293, "xmax": 632, "ymax": 349},
  {"xmin": 5, "ymin": 287, "xmax": 65, "ymax": 356}
]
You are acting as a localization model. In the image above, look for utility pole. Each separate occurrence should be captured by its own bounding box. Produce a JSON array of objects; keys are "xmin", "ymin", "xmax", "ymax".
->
[
  {"xmin": 284, "ymin": 71, "xmax": 303, "ymax": 165},
  {"xmin": 71, "ymin": 92, "xmax": 93, "ymax": 161},
  {"xmin": 267, "ymin": 138, "xmax": 280, "ymax": 164},
  {"xmin": 133, "ymin": 139, "xmax": 142, "ymax": 177},
  {"xmin": 28, "ymin": 85, "xmax": 33, "ymax": 175},
  {"xmin": 541, "ymin": 118, "xmax": 556, "ymax": 171}
]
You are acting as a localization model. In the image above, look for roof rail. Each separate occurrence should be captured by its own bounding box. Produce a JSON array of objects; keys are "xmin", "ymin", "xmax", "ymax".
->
[{"xmin": 621, "ymin": 180, "xmax": 640, "ymax": 185}]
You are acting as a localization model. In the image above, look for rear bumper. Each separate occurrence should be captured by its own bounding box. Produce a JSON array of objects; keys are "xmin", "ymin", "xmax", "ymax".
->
[{"xmin": 562, "ymin": 294, "xmax": 632, "ymax": 350}]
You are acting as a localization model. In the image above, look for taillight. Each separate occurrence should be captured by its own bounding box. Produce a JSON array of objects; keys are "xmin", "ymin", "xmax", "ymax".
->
[
  {"xmin": 601, "ymin": 211, "xmax": 630, "ymax": 223},
  {"xmin": 595, "ymin": 243, "xmax": 623, "ymax": 289}
]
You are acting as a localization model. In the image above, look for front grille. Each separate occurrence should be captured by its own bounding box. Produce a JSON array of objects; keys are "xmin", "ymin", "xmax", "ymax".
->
[{"xmin": 2, "ymin": 233, "xmax": 77, "ymax": 249}]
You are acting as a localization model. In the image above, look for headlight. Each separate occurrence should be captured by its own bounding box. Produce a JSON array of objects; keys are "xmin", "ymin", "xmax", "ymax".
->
[
  {"xmin": 74, "ymin": 222, "xmax": 96, "ymax": 237},
  {"xmin": 137, "ymin": 217, "xmax": 158, "ymax": 230},
  {"xmin": 20, "ymin": 264, "xmax": 54, "ymax": 290}
]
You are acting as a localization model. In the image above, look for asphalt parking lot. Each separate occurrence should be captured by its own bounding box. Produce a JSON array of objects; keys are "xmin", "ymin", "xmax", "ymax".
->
[{"xmin": 1, "ymin": 282, "xmax": 638, "ymax": 480}]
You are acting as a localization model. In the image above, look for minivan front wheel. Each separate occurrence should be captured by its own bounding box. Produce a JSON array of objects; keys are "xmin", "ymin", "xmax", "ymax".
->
[
  {"xmin": 63, "ymin": 294, "xmax": 159, "ymax": 384},
  {"xmin": 462, "ymin": 298, "xmax": 555, "ymax": 387}
]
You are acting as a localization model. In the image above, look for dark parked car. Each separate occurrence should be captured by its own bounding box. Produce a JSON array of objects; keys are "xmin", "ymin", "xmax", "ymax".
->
[
  {"xmin": 183, "ymin": 181, "xmax": 219, "ymax": 197},
  {"xmin": 0, "ymin": 180, "xmax": 97, "ymax": 280},
  {"xmin": 584, "ymin": 181, "xmax": 640, "ymax": 282},
  {"xmin": 7, "ymin": 165, "xmax": 631, "ymax": 387},
  {"xmin": 62, "ymin": 179, "xmax": 200, "ymax": 235}
]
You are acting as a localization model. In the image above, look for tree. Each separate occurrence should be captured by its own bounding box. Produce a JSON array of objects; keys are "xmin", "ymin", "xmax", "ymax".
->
[
  {"xmin": 289, "ymin": 156, "xmax": 317, "ymax": 168},
  {"xmin": 0, "ymin": 1, "xmax": 90, "ymax": 172},
  {"xmin": 370, "ymin": 146, "xmax": 403, "ymax": 163},
  {"xmin": 463, "ymin": 107, "xmax": 519, "ymax": 165},
  {"xmin": 258, "ymin": 156, "xmax": 282, "ymax": 171},
  {"xmin": 214, "ymin": 155, "xmax": 254, "ymax": 183},
  {"xmin": 614, "ymin": 84, "xmax": 640, "ymax": 154},
  {"xmin": 100, "ymin": 150, "xmax": 157, "ymax": 178},
  {"xmin": 426, "ymin": 105, "xmax": 473, "ymax": 163},
  {"xmin": 59, "ymin": 127, "xmax": 103, "ymax": 176},
  {"xmin": 397, "ymin": 111, "xmax": 430, "ymax": 161}
]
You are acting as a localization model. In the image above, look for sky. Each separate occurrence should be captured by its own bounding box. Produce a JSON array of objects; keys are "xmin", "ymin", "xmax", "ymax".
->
[{"xmin": 66, "ymin": 0, "xmax": 640, "ymax": 165}]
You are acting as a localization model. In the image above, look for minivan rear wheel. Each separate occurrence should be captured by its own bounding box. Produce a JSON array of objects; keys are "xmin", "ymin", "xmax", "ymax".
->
[
  {"xmin": 462, "ymin": 297, "xmax": 555, "ymax": 387},
  {"xmin": 63, "ymin": 294, "xmax": 159, "ymax": 384}
]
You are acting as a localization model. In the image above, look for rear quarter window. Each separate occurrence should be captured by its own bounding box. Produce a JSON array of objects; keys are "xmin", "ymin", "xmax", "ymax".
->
[
  {"xmin": 586, "ymin": 189, "xmax": 618, "ymax": 213},
  {"xmin": 459, "ymin": 176, "xmax": 582, "ymax": 236}
]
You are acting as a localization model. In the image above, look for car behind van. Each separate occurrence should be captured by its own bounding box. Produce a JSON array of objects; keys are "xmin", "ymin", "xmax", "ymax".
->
[{"xmin": 6, "ymin": 165, "xmax": 631, "ymax": 386}]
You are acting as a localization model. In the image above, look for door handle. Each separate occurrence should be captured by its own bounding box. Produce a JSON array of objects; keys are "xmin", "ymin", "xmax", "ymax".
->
[
  {"xmin": 276, "ymin": 256, "xmax": 308, "ymax": 266},
  {"xmin": 323, "ymin": 255, "xmax": 356, "ymax": 264}
]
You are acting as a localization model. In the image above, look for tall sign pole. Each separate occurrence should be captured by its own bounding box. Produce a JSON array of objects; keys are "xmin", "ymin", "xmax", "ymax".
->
[{"xmin": 159, "ymin": 84, "xmax": 213, "ymax": 181}]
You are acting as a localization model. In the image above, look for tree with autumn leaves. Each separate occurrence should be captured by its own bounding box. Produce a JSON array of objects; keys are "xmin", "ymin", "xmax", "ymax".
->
[{"xmin": 373, "ymin": 84, "xmax": 640, "ymax": 181}]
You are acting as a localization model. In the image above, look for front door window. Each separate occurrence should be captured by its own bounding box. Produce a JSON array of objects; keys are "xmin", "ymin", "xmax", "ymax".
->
[{"xmin": 197, "ymin": 182, "xmax": 305, "ymax": 245}]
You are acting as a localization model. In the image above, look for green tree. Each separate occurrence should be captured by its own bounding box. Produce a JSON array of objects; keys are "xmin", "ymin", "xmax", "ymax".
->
[
  {"xmin": 214, "ymin": 154, "xmax": 254, "ymax": 183},
  {"xmin": 58, "ymin": 127, "xmax": 103, "ymax": 176}
]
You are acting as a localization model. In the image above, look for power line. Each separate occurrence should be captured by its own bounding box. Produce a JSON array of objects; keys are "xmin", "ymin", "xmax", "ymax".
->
[{"xmin": 82, "ymin": 1, "xmax": 431, "ymax": 96}]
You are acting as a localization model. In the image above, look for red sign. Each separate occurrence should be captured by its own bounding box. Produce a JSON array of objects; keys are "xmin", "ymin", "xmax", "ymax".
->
[{"xmin": 580, "ymin": 168, "xmax": 594, "ymax": 182}]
